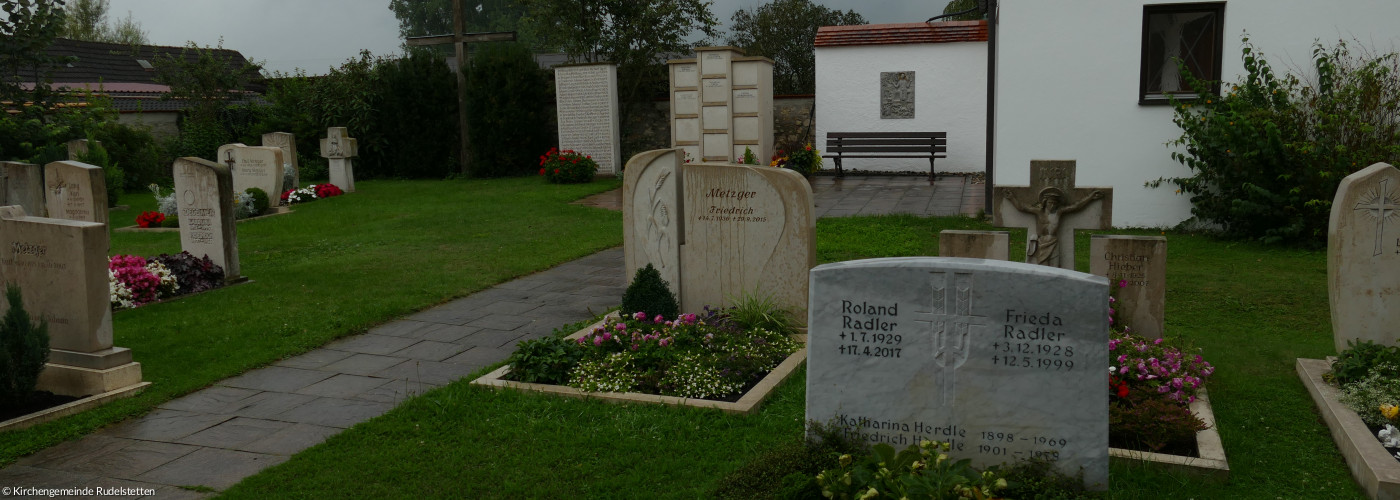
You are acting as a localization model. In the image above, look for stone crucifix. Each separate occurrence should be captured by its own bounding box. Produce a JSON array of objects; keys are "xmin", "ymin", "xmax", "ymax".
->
[
  {"xmin": 319, "ymin": 127, "xmax": 359, "ymax": 192},
  {"xmin": 994, "ymin": 160, "xmax": 1113, "ymax": 269}
]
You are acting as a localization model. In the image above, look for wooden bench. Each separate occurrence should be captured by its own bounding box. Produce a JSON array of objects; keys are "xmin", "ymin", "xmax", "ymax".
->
[{"xmin": 823, "ymin": 132, "xmax": 948, "ymax": 179}]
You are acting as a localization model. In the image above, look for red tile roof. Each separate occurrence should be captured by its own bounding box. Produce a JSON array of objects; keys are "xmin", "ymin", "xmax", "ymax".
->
[{"xmin": 815, "ymin": 21, "xmax": 988, "ymax": 48}]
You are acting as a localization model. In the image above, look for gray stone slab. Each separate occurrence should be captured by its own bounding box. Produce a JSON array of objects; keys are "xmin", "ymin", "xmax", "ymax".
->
[
  {"xmin": 515, "ymin": 317, "xmax": 582, "ymax": 336},
  {"xmin": 496, "ymin": 278, "xmax": 551, "ymax": 291},
  {"xmin": 60, "ymin": 440, "xmax": 200, "ymax": 478},
  {"xmin": 354, "ymin": 380, "xmax": 431, "ymax": 404},
  {"xmin": 322, "ymin": 334, "xmax": 421, "ymax": 356},
  {"xmin": 482, "ymin": 300, "xmax": 543, "ymax": 315},
  {"xmin": 468, "ymin": 314, "xmax": 534, "ymax": 331},
  {"xmin": 365, "ymin": 320, "xmax": 439, "ymax": 339},
  {"xmin": 389, "ymin": 340, "xmax": 470, "ymax": 362},
  {"xmin": 270, "ymin": 348, "xmax": 355, "ymax": 370},
  {"xmin": 456, "ymin": 329, "xmax": 523, "ymax": 348},
  {"xmin": 175, "ymin": 417, "xmax": 293, "ymax": 449},
  {"xmin": 418, "ymin": 324, "xmax": 480, "ymax": 343},
  {"xmin": 218, "ymin": 366, "xmax": 336, "ymax": 393},
  {"xmin": 374, "ymin": 359, "xmax": 480, "ymax": 386},
  {"xmin": 443, "ymin": 347, "xmax": 512, "ymax": 369},
  {"xmin": 106, "ymin": 410, "xmax": 234, "ymax": 442},
  {"xmin": 236, "ymin": 422, "xmax": 341, "ymax": 456},
  {"xmin": 137, "ymin": 447, "xmax": 288, "ymax": 491},
  {"xmin": 405, "ymin": 307, "xmax": 490, "ymax": 325},
  {"xmin": 0, "ymin": 465, "xmax": 101, "ymax": 487},
  {"xmin": 216, "ymin": 391, "xmax": 319, "ymax": 420},
  {"xmin": 319, "ymin": 353, "xmax": 411, "ymax": 376},
  {"xmin": 273, "ymin": 397, "xmax": 395, "ymax": 429},
  {"xmin": 148, "ymin": 484, "xmax": 215, "ymax": 500},
  {"xmin": 295, "ymin": 374, "xmax": 395, "ymax": 399},
  {"xmin": 15, "ymin": 434, "xmax": 132, "ymax": 469}
]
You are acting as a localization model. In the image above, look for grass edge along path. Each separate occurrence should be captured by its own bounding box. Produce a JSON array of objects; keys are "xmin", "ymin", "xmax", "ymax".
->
[
  {"xmin": 218, "ymin": 216, "xmax": 1364, "ymax": 499},
  {"xmin": 0, "ymin": 176, "xmax": 624, "ymax": 467}
]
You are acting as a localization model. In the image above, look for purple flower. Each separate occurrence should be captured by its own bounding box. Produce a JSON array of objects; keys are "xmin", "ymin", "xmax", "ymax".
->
[
  {"xmin": 654, "ymin": 314, "xmax": 665, "ymax": 324},
  {"xmin": 593, "ymin": 337, "xmax": 603, "ymax": 346},
  {"xmin": 633, "ymin": 311, "xmax": 647, "ymax": 321}
]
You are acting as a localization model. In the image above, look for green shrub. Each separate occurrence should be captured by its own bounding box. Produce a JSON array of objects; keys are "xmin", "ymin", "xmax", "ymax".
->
[
  {"xmin": 368, "ymin": 48, "xmax": 459, "ymax": 178},
  {"xmin": 94, "ymin": 122, "xmax": 164, "ymax": 190},
  {"xmin": 505, "ymin": 336, "xmax": 584, "ymax": 384},
  {"xmin": 160, "ymin": 215, "xmax": 180, "ymax": 228},
  {"xmin": 619, "ymin": 264, "xmax": 679, "ymax": 320},
  {"xmin": 463, "ymin": 42, "xmax": 553, "ymax": 178},
  {"xmin": 0, "ymin": 284, "xmax": 50, "ymax": 409},
  {"xmin": 1155, "ymin": 36, "xmax": 1400, "ymax": 245},
  {"xmin": 725, "ymin": 290, "xmax": 797, "ymax": 335},
  {"xmin": 815, "ymin": 441, "xmax": 1008, "ymax": 500},
  {"xmin": 245, "ymin": 187, "xmax": 270, "ymax": 215},
  {"xmin": 997, "ymin": 459, "xmax": 1102, "ymax": 500},
  {"xmin": 1109, "ymin": 389, "xmax": 1209, "ymax": 453},
  {"xmin": 1332, "ymin": 339, "xmax": 1400, "ymax": 385}
]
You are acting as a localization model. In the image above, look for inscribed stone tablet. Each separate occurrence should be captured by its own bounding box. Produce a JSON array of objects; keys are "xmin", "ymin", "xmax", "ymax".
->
[
  {"xmin": 1329, "ymin": 162, "xmax": 1400, "ymax": 352},
  {"xmin": 3, "ymin": 162, "xmax": 45, "ymax": 217},
  {"xmin": 174, "ymin": 157, "xmax": 239, "ymax": 279},
  {"xmin": 700, "ymin": 50, "xmax": 730, "ymax": 75},
  {"xmin": 702, "ymin": 78, "xmax": 729, "ymax": 103},
  {"xmin": 1090, "ymin": 235, "xmax": 1166, "ymax": 338},
  {"xmin": 733, "ymin": 89, "xmax": 759, "ymax": 114},
  {"xmin": 230, "ymin": 146, "xmax": 285, "ymax": 199},
  {"xmin": 217, "ymin": 143, "xmax": 246, "ymax": 168},
  {"xmin": 43, "ymin": 161, "xmax": 107, "ymax": 224},
  {"xmin": 673, "ymin": 64, "xmax": 698, "ymax": 88},
  {"xmin": 555, "ymin": 63, "xmax": 622, "ymax": 176},
  {"xmin": 674, "ymin": 91, "xmax": 699, "ymax": 115},
  {"xmin": 807, "ymin": 257, "xmax": 1109, "ymax": 488},
  {"xmin": 0, "ymin": 207, "xmax": 111, "ymax": 353},
  {"xmin": 939, "ymin": 230, "xmax": 1009, "ymax": 261},
  {"xmin": 880, "ymin": 71, "xmax": 916, "ymax": 119}
]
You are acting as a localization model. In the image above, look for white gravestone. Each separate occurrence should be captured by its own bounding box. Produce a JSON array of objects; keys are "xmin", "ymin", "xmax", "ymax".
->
[
  {"xmin": 995, "ymin": 160, "xmax": 1113, "ymax": 269},
  {"xmin": 0, "ymin": 206, "xmax": 143, "ymax": 396},
  {"xmin": 262, "ymin": 132, "xmax": 299, "ymax": 190},
  {"xmin": 229, "ymin": 145, "xmax": 285, "ymax": 199},
  {"xmin": 939, "ymin": 230, "xmax": 1010, "ymax": 260},
  {"xmin": 807, "ymin": 257, "xmax": 1109, "ymax": 489},
  {"xmin": 44, "ymin": 160, "xmax": 108, "ymax": 224},
  {"xmin": 174, "ymin": 157, "xmax": 240, "ymax": 281},
  {"xmin": 2, "ymin": 162, "xmax": 46, "ymax": 217},
  {"xmin": 320, "ymin": 127, "xmax": 358, "ymax": 192},
  {"xmin": 623, "ymin": 148, "xmax": 815, "ymax": 318},
  {"xmin": 555, "ymin": 63, "xmax": 621, "ymax": 176},
  {"xmin": 1090, "ymin": 235, "xmax": 1167, "ymax": 338},
  {"xmin": 1329, "ymin": 162, "xmax": 1400, "ymax": 352}
]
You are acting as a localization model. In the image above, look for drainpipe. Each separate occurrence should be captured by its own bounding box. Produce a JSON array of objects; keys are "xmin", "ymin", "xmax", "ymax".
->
[{"xmin": 984, "ymin": 0, "xmax": 997, "ymax": 218}]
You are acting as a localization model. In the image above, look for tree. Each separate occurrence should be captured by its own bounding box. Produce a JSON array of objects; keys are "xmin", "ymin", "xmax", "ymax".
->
[
  {"xmin": 59, "ymin": 0, "xmax": 148, "ymax": 45},
  {"xmin": 387, "ymin": 0, "xmax": 540, "ymax": 49},
  {"xmin": 0, "ymin": 0, "xmax": 68, "ymax": 105},
  {"xmin": 462, "ymin": 42, "xmax": 551, "ymax": 177},
  {"xmin": 153, "ymin": 40, "xmax": 264, "ymax": 159},
  {"xmin": 725, "ymin": 0, "xmax": 865, "ymax": 95},
  {"xmin": 939, "ymin": 0, "xmax": 983, "ymax": 22}
]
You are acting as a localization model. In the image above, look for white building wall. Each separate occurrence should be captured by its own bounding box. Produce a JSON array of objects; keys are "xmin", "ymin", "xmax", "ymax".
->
[
  {"xmin": 996, "ymin": 0, "xmax": 1400, "ymax": 228},
  {"xmin": 816, "ymin": 42, "xmax": 987, "ymax": 174}
]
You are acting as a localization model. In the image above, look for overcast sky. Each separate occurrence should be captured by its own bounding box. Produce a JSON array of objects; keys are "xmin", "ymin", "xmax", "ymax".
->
[{"xmin": 105, "ymin": 0, "xmax": 942, "ymax": 75}]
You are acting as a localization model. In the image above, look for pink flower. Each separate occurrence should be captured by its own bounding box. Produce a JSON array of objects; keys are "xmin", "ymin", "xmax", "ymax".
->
[
  {"xmin": 615, "ymin": 323, "xmax": 626, "ymax": 331},
  {"xmin": 633, "ymin": 311, "xmax": 647, "ymax": 321},
  {"xmin": 1118, "ymin": 279, "xmax": 1128, "ymax": 288},
  {"xmin": 654, "ymin": 314, "xmax": 664, "ymax": 324},
  {"xmin": 593, "ymin": 337, "xmax": 603, "ymax": 346}
]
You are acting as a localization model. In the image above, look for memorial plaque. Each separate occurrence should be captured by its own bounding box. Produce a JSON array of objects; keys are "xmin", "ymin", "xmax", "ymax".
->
[
  {"xmin": 43, "ymin": 160, "xmax": 107, "ymax": 224},
  {"xmin": 808, "ymin": 257, "xmax": 1109, "ymax": 489},
  {"xmin": 1090, "ymin": 235, "xmax": 1166, "ymax": 338},
  {"xmin": 229, "ymin": 145, "xmax": 285, "ymax": 199},
  {"xmin": 702, "ymin": 78, "xmax": 729, "ymax": 103},
  {"xmin": 673, "ymin": 64, "xmax": 699, "ymax": 88},
  {"xmin": 880, "ymin": 71, "xmax": 916, "ymax": 119},
  {"xmin": 1329, "ymin": 162, "xmax": 1400, "ymax": 352},
  {"xmin": 555, "ymin": 63, "xmax": 622, "ymax": 176},
  {"xmin": 700, "ymin": 50, "xmax": 730, "ymax": 75},
  {"xmin": 733, "ymin": 89, "xmax": 759, "ymax": 114},
  {"xmin": 174, "ymin": 157, "xmax": 240, "ymax": 280},
  {"xmin": 674, "ymin": 91, "xmax": 700, "ymax": 115},
  {"xmin": 669, "ymin": 47, "xmax": 773, "ymax": 164},
  {"xmin": 262, "ymin": 132, "xmax": 299, "ymax": 189},
  {"xmin": 939, "ymin": 230, "xmax": 1010, "ymax": 261},
  {"xmin": 2, "ymin": 162, "xmax": 45, "ymax": 217}
]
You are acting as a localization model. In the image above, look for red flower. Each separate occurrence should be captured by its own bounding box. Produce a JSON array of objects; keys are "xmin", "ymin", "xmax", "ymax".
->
[
  {"xmin": 315, "ymin": 184, "xmax": 344, "ymax": 198},
  {"xmin": 553, "ymin": 169, "xmax": 559, "ymax": 174},
  {"xmin": 136, "ymin": 211, "xmax": 165, "ymax": 228},
  {"xmin": 540, "ymin": 168, "xmax": 546, "ymax": 175}
]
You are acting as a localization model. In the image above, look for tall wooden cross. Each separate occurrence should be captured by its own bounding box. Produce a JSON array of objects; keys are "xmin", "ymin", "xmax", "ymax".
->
[{"xmin": 405, "ymin": 1, "xmax": 516, "ymax": 175}]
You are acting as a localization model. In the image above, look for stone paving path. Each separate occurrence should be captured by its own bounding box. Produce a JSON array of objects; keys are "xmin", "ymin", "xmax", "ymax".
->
[{"xmin": 3, "ymin": 174, "xmax": 976, "ymax": 496}]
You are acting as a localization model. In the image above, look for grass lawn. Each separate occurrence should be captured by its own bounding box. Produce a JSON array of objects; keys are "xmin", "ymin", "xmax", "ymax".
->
[
  {"xmin": 0, "ymin": 176, "xmax": 624, "ymax": 466},
  {"xmin": 215, "ymin": 215, "xmax": 1363, "ymax": 499}
]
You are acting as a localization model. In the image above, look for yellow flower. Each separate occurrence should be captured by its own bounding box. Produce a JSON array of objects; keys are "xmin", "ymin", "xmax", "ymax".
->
[
  {"xmin": 838, "ymin": 454, "xmax": 852, "ymax": 467},
  {"xmin": 1383, "ymin": 404, "xmax": 1399, "ymax": 420}
]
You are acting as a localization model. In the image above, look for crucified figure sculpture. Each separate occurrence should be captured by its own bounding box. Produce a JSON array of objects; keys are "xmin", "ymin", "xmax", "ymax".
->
[{"xmin": 1004, "ymin": 187, "xmax": 1103, "ymax": 266}]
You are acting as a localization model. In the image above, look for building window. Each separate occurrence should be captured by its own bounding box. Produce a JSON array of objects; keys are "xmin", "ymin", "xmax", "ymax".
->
[{"xmin": 1140, "ymin": 3, "xmax": 1224, "ymax": 104}]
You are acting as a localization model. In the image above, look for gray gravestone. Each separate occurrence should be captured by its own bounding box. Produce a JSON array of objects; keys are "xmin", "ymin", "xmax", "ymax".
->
[
  {"xmin": 1090, "ymin": 235, "xmax": 1167, "ymax": 338},
  {"xmin": 807, "ymin": 257, "xmax": 1109, "ymax": 489},
  {"xmin": 0, "ymin": 206, "xmax": 143, "ymax": 396},
  {"xmin": 995, "ymin": 160, "xmax": 1113, "ymax": 269},
  {"xmin": 262, "ymin": 132, "xmax": 299, "ymax": 190},
  {"xmin": 174, "ymin": 157, "xmax": 240, "ymax": 281},
  {"xmin": 1329, "ymin": 162, "xmax": 1400, "ymax": 352},
  {"xmin": 939, "ymin": 230, "xmax": 1010, "ymax": 260},
  {"xmin": 66, "ymin": 138, "xmax": 93, "ymax": 160},
  {"xmin": 44, "ymin": 160, "xmax": 108, "ymax": 224},
  {"xmin": 229, "ymin": 145, "xmax": 285, "ymax": 200},
  {"xmin": 2, "ymin": 162, "xmax": 45, "ymax": 217},
  {"xmin": 320, "ymin": 127, "xmax": 358, "ymax": 192},
  {"xmin": 880, "ymin": 71, "xmax": 915, "ymax": 119},
  {"xmin": 555, "ymin": 63, "xmax": 622, "ymax": 176}
]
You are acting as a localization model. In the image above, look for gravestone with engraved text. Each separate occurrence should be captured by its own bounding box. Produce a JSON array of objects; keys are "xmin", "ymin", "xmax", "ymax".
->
[
  {"xmin": 1329, "ymin": 162, "xmax": 1400, "ymax": 352},
  {"xmin": 262, "ymin": 132, "xmax": 299, "ymax": 189},
  {"xmin": 1090, "ymin": 235, "xmax": 1166, "ymax": 338},
  {"xmin": 320, "ymin": 127, "xmax": 358, "ymax": 192},
  {"xmin": 228, "ymin": 145, "xmax": 285, "ymax": 200},
  {"xmin": 555, "ymin": 63, "xmax": 621, "ymax": 176},
  {"xmin": 807, "ymin": 257, "xmax": 1109, "ymax": 489},
  {"xmin": 44, "ymin": 160, "xmax": 108, "ymax": 224},
  {"xmin": 994, "ymin": 160, "xmax": 1113, "ymax": 269},
  {"xmin": 174, "ymin": 157, "xmax": 240, "ymax": 281}
]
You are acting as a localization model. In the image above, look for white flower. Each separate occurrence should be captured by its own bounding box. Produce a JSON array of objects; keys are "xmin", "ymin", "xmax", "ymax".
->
[{"xmin": 1379, "ymin": 424, "xmax": 1400, "ymax": 448}]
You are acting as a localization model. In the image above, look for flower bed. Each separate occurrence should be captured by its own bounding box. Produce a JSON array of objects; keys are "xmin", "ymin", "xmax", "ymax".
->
[
  {"xmin": 473, "ymin": 311, "xmax": 808, "ymax": 415},
  {"xmin": 1298, "ymin": 339, "xmax": 1400, "ymax": 498},
  {"xmin": 109, "ymin": 252, "xmax": 225, "ymax": 310},
  {"xmin": 1298, "ymin": 357, "xmax": 1400, "ymax": 499}
]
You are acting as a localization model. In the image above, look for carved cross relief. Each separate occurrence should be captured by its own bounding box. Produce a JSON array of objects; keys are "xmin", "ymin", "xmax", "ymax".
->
[
  {"xmin": 912, "ymin": 271, "xmax": 984, "ymax": 407},
  {"xmin": 993, "ymin": 161, "xmax": 1113, "ymax": 269}
]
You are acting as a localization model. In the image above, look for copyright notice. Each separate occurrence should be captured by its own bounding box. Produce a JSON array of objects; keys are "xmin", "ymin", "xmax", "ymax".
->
[{"xmin": 3, "ymin": 486, "xmax": 157, "ymax": 497}]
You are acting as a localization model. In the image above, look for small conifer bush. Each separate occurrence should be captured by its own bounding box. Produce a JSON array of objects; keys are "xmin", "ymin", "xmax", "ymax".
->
[
  {"xmin": 0, "ymin": 284, "xmax": 50, "ymax": 409},
  {"xmin": 620, "ymin": 264, "xmax": 679, "ymax": 320}
]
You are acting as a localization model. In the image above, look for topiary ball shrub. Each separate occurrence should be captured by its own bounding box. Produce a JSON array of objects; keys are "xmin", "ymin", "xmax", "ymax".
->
[
  {"xmin": 619, "ymin": 264, "xmax": 679, "ymax": 321},
  {"xmin": 245, "ymin": 187, "xmax": 270, "ymax": 215},
  {"xmin": 0, "ymin": 284, "xmax": 50, "ymax": 409}
]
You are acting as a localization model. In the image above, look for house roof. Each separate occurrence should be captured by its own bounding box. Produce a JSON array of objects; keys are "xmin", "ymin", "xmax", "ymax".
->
[
  {"xmin": 814, "ymin": 21, "xmax": 988, "ymax": 48},
  {"xmin": 42, "ymin": 38, "xmax": 264, "ymax": 91}
]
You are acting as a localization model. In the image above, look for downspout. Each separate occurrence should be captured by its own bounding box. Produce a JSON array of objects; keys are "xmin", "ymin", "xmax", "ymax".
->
[{"xmin": 984, "ymin": 0, "xmax": 997, "ymax": 218}]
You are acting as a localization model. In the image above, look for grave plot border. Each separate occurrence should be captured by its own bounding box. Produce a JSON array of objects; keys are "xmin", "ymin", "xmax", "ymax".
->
[
  {"xmin": 1108, "ymin": 387, "xmax": 1229, "ymax": 480},
  {"xmin": 472, "ymin": 315, "xmax": 808, "ymax": 415},
  {"xmin": 1297, "ymin": 357, "xmax": 1400, "ymax": 499},
  {"xmin": 0, "ymin": 382, "xmax": 151, "ymax": 433},
  {"xmin": 113, "ymin": 206, "xmax": 294, "ymax": 233}
]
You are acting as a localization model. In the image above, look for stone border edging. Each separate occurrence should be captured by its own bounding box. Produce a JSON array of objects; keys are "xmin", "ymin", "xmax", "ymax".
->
[
  {"xmin": 0, "ymin": 382, "xmax": 151, "ymax": 433},
  {"xmin": 471, "ymin": 316, "xmax": 808, "ymax": 415},
  {"xmin": 1298, "ymin": 357, "xmax": 1400, "ymax": 499},
  {"xmin": 1108, "ymin": 387, "xmax": 1229, "ymax": 480},
  {"xmin": 114, "ymin": 206, "xmax": 293, "ymax": 233}
]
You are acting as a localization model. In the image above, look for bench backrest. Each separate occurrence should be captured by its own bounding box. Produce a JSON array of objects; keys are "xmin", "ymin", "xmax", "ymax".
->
[{"xmin": 825, "ymin": 132, "xmax": 947, "ymax": 156}]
